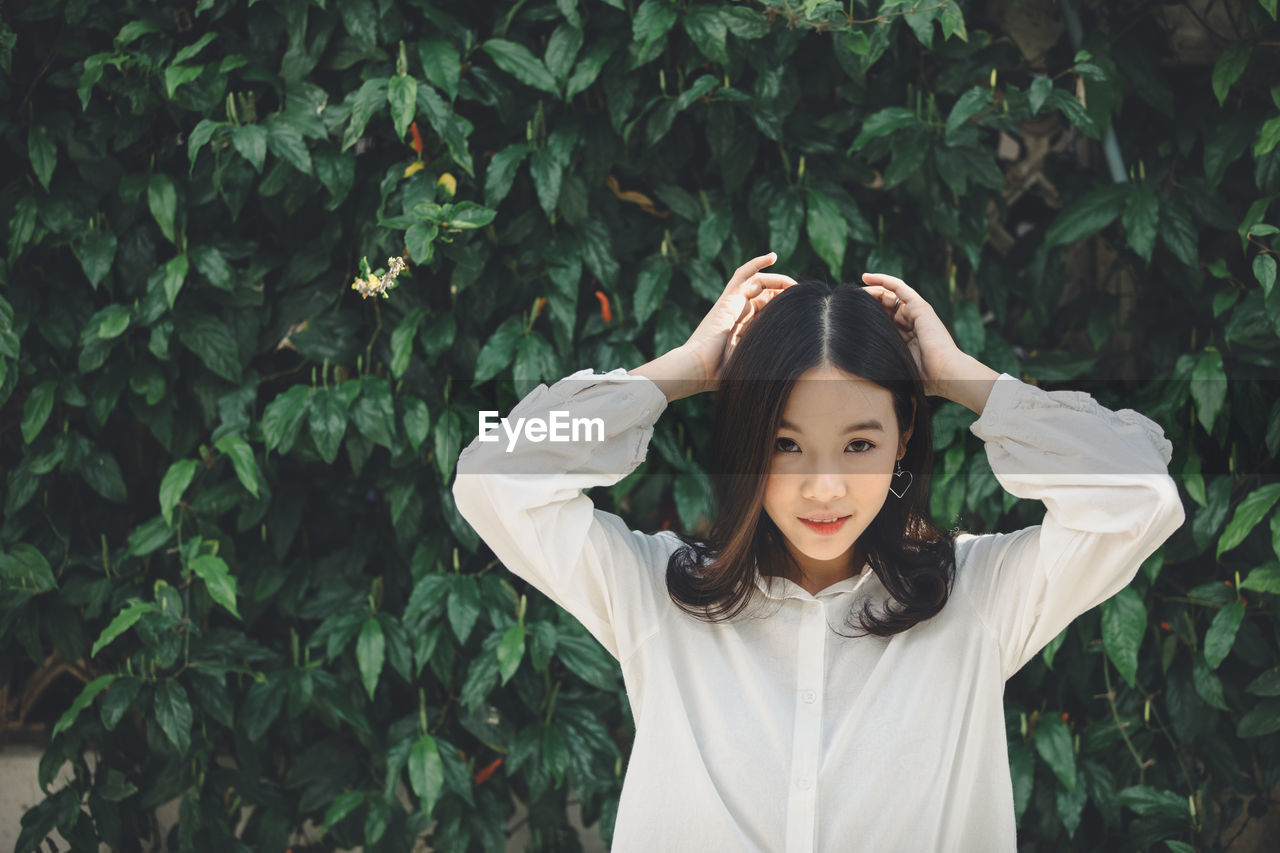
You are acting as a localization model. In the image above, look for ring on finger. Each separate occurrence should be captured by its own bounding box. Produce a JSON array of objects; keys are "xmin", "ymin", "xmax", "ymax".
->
[{"xmin": 893, "ymin": 297, "xmax": 902, "ymax": 311}]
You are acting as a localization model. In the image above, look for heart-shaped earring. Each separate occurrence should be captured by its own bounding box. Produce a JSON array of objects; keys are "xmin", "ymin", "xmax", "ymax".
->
[{"xmin": 889, "ymin": 459, "xmax": 913, "ymax": 499}]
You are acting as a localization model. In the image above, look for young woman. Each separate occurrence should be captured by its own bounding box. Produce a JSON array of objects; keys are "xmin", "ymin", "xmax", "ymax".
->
[{"xmin": 452, "ymin": 253, "xmax": 1185, "ymax": 851}]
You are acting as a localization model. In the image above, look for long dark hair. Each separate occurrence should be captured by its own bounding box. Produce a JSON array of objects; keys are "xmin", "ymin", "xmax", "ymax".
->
[{"xmin": 664, "ymin": 280, "xmax": 957, "ymax": 637}]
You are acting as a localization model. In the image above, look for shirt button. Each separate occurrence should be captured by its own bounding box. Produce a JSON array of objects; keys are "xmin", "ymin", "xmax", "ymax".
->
[
  {"xmin": 798, "ymin": 776, "xmax": 812, "ymax": 790},
  {"xmin": 802, "ymin": 690, "xmax": 816, "ymax": 704}
]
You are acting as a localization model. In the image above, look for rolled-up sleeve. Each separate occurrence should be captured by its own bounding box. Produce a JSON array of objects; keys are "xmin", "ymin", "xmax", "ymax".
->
[
  {"xmin": 451, "ymin": 368, "xmax": 674, "ymax": 663},
  {"xmin": 953, "ymin": 374, "xmax": 1186, "ymax": 680}
]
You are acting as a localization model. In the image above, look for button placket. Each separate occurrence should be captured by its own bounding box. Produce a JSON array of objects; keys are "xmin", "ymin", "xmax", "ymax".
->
[{"xmin": 784, "ymin": 600, "xmax": 826, "ymax": 853}]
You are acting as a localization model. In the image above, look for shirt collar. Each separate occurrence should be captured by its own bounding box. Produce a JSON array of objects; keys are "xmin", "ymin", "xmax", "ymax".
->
[{"xmin": 753, "ymin": 559, "xmax": 875, "ymax": 601}]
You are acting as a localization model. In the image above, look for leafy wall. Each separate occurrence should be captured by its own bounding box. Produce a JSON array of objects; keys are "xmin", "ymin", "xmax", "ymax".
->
[{"xmin": 2, "ymin": 0, "xmax": 1280, "ymax": 850}]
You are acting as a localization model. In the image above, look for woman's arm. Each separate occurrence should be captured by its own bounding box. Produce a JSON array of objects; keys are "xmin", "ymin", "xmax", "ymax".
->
[
  {"xmin": 452, "ymin": 365, "xmax": 677, "ymax": 663},
  {"xmin": 956, "ymin": 372, "xmax": 1185, "ymax": 679},
  {"xmin": 858, "ymin": 272, "xmax": 1184, "ymax": 678},
  {"xmin": 452, "ymin": 254, "xmax": 798, "ymax": 662}
]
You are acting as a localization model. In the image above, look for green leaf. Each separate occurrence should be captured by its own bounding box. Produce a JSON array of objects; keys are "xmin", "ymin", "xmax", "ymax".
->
[
  {"xmin": 683, "ymin": 6, "xmax": 728, "ymax": 64},
  {"xmin": 409, "ymin": 734, "xmax": 445, "ymax": 818},
  {"xmin": 633, "ymin": 0, "xmax": 678, "ymax": 49},
  {"xmin": 262, "ymin": 385, "xmax": 312, "ymax": 453},
  {"xmin": 173, "ymin": 31, "xmax": 217, "ymax": 65},
  {"xmin": 473, "ymin": 317, "xmax": 523, "ymax": 385},
  {"xmin": 91, "ymin": 601, "xmax": 158, "ymax": 657},
  {"xmin": 232, "ymin": 124, "xmax": 268, "ymax": 172},
  {"xmin": 391, "ymin": 308, "xmax": 428, "ymax": 379},
  {"xmin": 1, "ymin": 544, "xmax": 58, "ymax": 592},
  {"xmin": 80, "ymin": 450, "xmax": 128, "ymax": 502},
  {"xmin": 1033, "ymin": 714, "xmax": 1076, "ymax": 792},
  {"xmin": 417, "ymin": 38, "xmax": 460, "ymax": 102},
  {"xmin": 176, "ymin": 313, "xmax": 242, "ymax": 382},
  {"xmin": 97, "ymin": 304, "xmax": 131, "ymax": 339},
  {"xmin": 1217, "ymin": 483, "xmax": 1280, "ymax": 557},
  {"xmin": 162, "ymin": 253, "xmax": 189, "ymax": 309},
  {"xmin": 127, "ymin": 515, "xmax": 175, "ymax": 557},
  {"xmin": 443, "ymin": 201, "xmax": 496, "ymax": 230},
  {"xmin": 78, "ymin": 230, "xmax": 118, "ymax": 289},
  {"xmin": 545, "ymin": 23, "xmax": 583, "ymax": 82},
  {"xmin": 482, "ymin": 39, "xmax": 560, "ymax": 97},
  {"xmin": 21, "ymin": 380, "xmax": 56, "ymax": 444},
  {"xmin": 529, "ymin": 148, "xmax": 564, "ymax": 219},
  {"xmin": 848, "ymin": 106, "xmax": 919, "ymax": 152},
  {"xmin": 352, "ymin": 377, "xmax": 396, "ymax": 449},
  {"xmin": 1255, "ymin": 116, "xmax": 1280, "ymax": 158},
  {"xmin": 944, "ymin": 86, "xmax": 989, "ymax": 142},
  {"xmin": 543, "ymin": 723, "xmax": 568, "ymax": 787},
  {"xmin": 497, "ymin": 624, "xmax": 526, "ymax": 686},
  {"xmin": 1192, "ymin": 653, "xmax": 1229, "ymax": 710},
  {"xmin": 148, "ymin": 173, "xmax": 178, "ymax": 244},
  {"xmin": 1121, "ymin": 183, "xmax": 1159, "ymax": 264},
  {"xmin": 267, "ymin": 120, "xmax": 312, "ymax": 174},
  {"xmin": 1241, "ymin": 562, "xmax": 1280, "ymax": 594},
  {"xmin": 405, "ymin": 223, "xmax": 438, "ymax": 265},
  {"xmin": 722, "ymin": 5, "xmax": 771, "ymax": 39},
  {"xmin": 159, "ymin": 459, "xmax": 198, "ymax": 526},
  {"xmin": 806, "ymin": 189, "xmax": 847, "ymax": 279},
  {"xmin": 402, "ymin": 397, "xmax": 431, "ymax": 452},
  {"xmin": 388, "ymin": 75, "xmax": 419, "ymax": 140},
  {"xmin": 1117, "ymin": 785, "xmax": 1188, "ymax": 819},
  {"xmin": 342, "ymin": 78, "xmax": 389, "ymax": 151},
  {"xmin": 187, "ymin": 118, "xmax": 220, "ymax": 171},
  {"xmin": 1246, "ymin": 667, "xmax": 1280, "ymax": 696},
  {"xmin": 1255, "ymin": 252, "xmax": 1276, "ymax": 298},
  {"xmin": 554, "ymin": 632, "xmax": 619, "ymax": 692},
  {"xmin": 485, "ymin": 143, "xmax": 530, "ymax": 207},
  {"xmin": 1237, "ymin": 701, "xmax": 1280, "ymax": 737},
  {"xmin": 153, "ymin": 679, "xmax": 193, "ymax": 754},
  {"xmin": 633, "ymin": 257, "xmax": 671, "ymax": 328},
  {"xmin": 770, "ymin": 187, "xmax": 805, "ymax": 261},
  {"xmin": 1101, "ymin": 587, "xmax": 1146, "ymax": 687},
  {"xmin": 189, "ymin": 553, "xmax": 240, "ymax": 618},
  {"xmin": 1203, "ymin": 600, "xmax": 1245, "ymax": 669},
  {"xmin": 1190, "ymin": 348, "xmax": 1226, "ymax": 435},
  {"xmin": 9, "ymin": 196, "xmax": 38, "ymax": 259},
  {"xmin": 447, "ymin": 576, "xmax": 482, "ymax": 644},
  {"xmin": 1211, "ymin": 41, "xmax": 1251, "ymax": 106},
  {"xmin": 51, "ymin": 674, "xmax": 117, "ymax": 739},
  {"xmin": 164, "ymin": 63, "xmax": 204, "ymax": 98},
  {"xmin": 1045, "ymin": 185, "xmax": 1127, "ymax": 246},
  {"xmin": 28, "ymin": 125, "xmax": 56, "ymax": 191},
  {"xmin": 566, "ymin": 38, "xmax": 617, "ymax": 100},
  {"xmin": 323, "ymin": 791, "xmax": 365, "ymax": 829},
  {"xmin": 357, "ymin": 617, "xmax": 385, "ymax": 699},
  {"xmin": 308, "ymin": 387, "xmax": 349, "ymax": 464}
]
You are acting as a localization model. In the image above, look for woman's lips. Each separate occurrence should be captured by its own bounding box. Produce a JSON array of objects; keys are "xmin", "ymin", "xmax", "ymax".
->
[{"xmin": 799, "ymin": 516, "xmax": 850, "ymax": 535}]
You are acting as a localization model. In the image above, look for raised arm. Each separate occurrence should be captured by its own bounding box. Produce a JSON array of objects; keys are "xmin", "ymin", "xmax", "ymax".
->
[
  {"xmin": 858, "ymin": 272, "xmax": 1184, "ymax": 678},
  {"xmin": 451, "ymin": 254, "xmax": 798, "ymax": 661}
]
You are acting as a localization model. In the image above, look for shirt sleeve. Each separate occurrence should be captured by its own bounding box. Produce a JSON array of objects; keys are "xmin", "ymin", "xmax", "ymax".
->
[
  {"xmin": 953, "ymin": 373, "xmax": 1186, "ymax": 680},
  {"xmin": 451, "ymin": 367, "xmax": 675, "ymax": 663}
]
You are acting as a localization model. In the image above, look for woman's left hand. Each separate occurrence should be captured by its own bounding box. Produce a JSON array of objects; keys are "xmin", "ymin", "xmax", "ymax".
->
[{"xmin": 859, "ymin": 272, "xmax": 968, "ymax": 398}]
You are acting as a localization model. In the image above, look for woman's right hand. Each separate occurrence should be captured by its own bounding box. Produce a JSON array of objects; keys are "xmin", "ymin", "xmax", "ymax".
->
[{"xmin": 681, "ymin": 253, "xmax": 797, "ymax": 393}]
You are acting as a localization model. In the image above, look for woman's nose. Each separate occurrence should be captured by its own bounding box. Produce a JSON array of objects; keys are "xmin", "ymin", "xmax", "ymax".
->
[{"xmin": 801, "ymin": 469, "xmax": 847, "ymax": 500}]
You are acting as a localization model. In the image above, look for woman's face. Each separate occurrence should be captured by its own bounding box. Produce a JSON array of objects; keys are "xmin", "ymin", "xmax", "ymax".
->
[{"xmin": 762, "ymin": 364, "xmax": 911, "ymax": 584}]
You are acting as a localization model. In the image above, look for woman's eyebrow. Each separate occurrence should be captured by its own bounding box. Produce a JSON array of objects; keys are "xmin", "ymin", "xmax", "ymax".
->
[{"xmin": 778, "ymin": 418, "xmax": 885, "ymax": 433}]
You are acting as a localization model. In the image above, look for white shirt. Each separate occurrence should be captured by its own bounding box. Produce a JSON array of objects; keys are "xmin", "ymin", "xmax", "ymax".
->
[{"xmin": 452, "ymin": 367, "xmax": 1185, "ymax": 852}]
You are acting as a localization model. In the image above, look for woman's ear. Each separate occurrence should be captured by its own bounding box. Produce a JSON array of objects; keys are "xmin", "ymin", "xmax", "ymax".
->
[{"xmin": 898, "ymin": 398, "xmax": 917, "ymax": 459}]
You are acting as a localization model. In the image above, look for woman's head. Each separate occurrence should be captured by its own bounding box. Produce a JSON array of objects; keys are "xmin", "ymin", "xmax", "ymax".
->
[{"xmin": 665, "ymin": 280, "xmax": 956, "ymax": 637}]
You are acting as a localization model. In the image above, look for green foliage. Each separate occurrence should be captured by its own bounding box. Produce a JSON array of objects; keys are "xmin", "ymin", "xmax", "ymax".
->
[{"xmin": 2, "ymin": 0, "xmax": 1280, "ymax": 850}]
